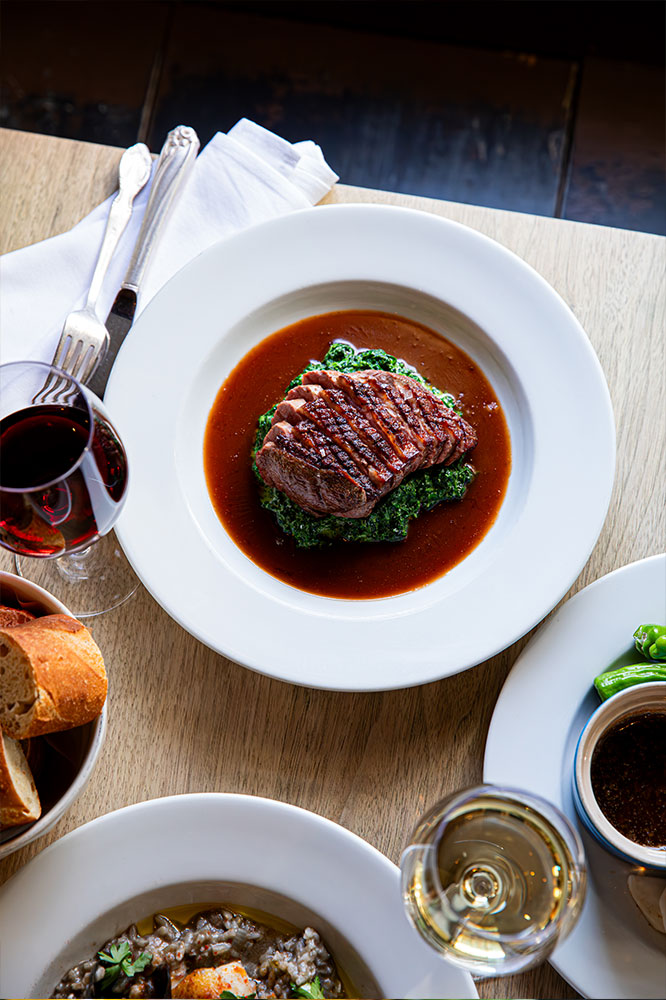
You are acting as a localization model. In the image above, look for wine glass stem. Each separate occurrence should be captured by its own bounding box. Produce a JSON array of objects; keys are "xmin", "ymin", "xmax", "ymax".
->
[
  {"xmin": 13, "ymin": 545, "xmax": 99, "ymax": 587},
  {"xmin": 54, "ymin": 545, "xmax": 96, "ymax": 583}
]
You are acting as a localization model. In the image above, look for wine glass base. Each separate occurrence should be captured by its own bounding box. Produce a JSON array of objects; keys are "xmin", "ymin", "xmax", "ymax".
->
[{"xmin": 13, "ymin": 531, "xmax": 139, "ymax": 618}]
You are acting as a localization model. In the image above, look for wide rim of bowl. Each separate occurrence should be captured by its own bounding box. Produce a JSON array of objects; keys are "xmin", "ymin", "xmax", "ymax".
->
[
  {"xmin": 0, "ymin": 570, "xmax": 107, "ymax": 860},
  {"xmin": 573, "ymin": 680, "xmax": 666, "ymax": 870},
  {"xmin": 0, "ymin": 792, "xmax": 477, "ymax": 1000}
]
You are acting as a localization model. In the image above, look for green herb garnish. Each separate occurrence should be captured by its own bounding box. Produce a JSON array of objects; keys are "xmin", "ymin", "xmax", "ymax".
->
[
  {"xmin": 220, "ymin": 993, "xmax": 256, "ymax": 999},
  {"xmin": 97, "ymin": 942, "xmax": 151, "ymax": 992},
  {"xmin": 253, "ymin": 341, "xmax": 476, "ymax": 548},
  {"xmin": 291, "ymin": 976, "xmax": 325, "ymax": 998}
]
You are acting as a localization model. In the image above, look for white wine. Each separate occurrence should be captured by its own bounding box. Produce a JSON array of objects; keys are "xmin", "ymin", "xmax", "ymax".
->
[{"xmin": 401, "ymin": 787, "xmax": 586, "ymax": 975}]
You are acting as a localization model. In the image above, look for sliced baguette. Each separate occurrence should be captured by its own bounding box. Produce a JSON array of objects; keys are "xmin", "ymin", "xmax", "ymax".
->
[
  {"xmin": 0, "ymin": 605, "xmax": 35, "ymax": 628},
  {"xmin": 0, "ymin": 614, "xmax": 107, "ymax": 739},
  {"xmin": 0, "ymin": 731, "xmax": 41, "ymax": 827}
]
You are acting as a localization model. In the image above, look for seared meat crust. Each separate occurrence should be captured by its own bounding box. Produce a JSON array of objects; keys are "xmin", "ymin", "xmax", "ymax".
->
[{"xmin": 255, "ymin": 369, "xmax": 477, "ymax": 518}]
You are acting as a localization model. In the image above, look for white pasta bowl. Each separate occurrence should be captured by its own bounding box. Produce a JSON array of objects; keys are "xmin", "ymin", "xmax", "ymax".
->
[
  {"xmin": 106, "ymin": 203, "xmax": 616, "ymax": 690},
  {"xmin": 0, "ymin": 793, "xmax": 477, "ymax": 999},
  {"xmin": 0, "ymin": 570, "xmax": 107, "ymax": 860}
]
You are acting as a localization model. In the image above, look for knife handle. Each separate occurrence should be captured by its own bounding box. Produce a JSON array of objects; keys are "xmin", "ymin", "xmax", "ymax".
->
[
  {"xmin": 122, "ymin": 125, "xmax": 200, "ymax": 294},
  {"xmin": 86, "ymin": 143, "xmax": 152, "ymax": 312}
]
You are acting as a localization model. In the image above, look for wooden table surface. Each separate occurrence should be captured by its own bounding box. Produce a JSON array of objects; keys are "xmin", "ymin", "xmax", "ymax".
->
[{"xmin": 0, "ymin": 128, "xmax": 664, "ymax": 1000}]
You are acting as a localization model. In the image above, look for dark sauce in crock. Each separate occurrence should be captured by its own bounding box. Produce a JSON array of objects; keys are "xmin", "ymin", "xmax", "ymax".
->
[
  {"xmin": 591, "ymin": 710, "xmax": 666, "ymax": 847},
  {"xmin": 204, "ymin": 311, "xmax": 511, "ymax": 599}
]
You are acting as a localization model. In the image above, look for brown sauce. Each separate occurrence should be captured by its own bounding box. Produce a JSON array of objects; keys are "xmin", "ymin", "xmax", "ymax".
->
[
  {"xmin": 591, "ymin": 711, "xmax": 666, "ymax": 847},
  {"xmin": 204, "ymin": 310, "xmax": 511, "ymax": 599}
]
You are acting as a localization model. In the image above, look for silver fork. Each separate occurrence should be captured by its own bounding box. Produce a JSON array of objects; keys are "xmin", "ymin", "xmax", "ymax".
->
[{"xmin": 34, "ymin": 141, "xmax": 153, "ymax": 404}]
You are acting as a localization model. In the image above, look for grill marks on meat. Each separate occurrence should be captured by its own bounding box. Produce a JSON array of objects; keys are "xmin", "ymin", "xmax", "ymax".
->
[
  {"xmin": 278, "ymin": 393, "xmax": 391, "ymax": 488},
  {"xmin": 255, "ymin": 369, "xmax": 478, "ymax": 518},
  {"xmin": 262, "ymin": 421, "xmax": 368, "ymax": 516}
]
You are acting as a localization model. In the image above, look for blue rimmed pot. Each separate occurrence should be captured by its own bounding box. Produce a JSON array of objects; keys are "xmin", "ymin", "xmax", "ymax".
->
[{"xmin": 573, "ymin": 681, "xmax": 666, "ymax": 871}]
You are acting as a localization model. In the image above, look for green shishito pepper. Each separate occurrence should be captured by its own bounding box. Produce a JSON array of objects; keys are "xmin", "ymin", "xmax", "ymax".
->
[
  {"xmin": 252, "ymin": 341, "xmax": 477, "ymax": 548},
  {"xmin": 594, "ymin": 663, "xmax": 666, "ymax": 701},
  {"xmin": 633, "ymin": 624, "xmax": 666, "ymax": 661}
]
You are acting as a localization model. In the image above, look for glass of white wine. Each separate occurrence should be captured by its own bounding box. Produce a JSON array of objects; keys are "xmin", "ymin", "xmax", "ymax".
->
[{"xmin": 401, "ymin": 784, "xmax": 586, "ymax": 977}]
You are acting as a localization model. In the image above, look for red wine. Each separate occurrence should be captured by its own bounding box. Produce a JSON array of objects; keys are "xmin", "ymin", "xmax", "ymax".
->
[{"xmin": 0, "ymin": 404, "xmax": 128, "ymax": 556}]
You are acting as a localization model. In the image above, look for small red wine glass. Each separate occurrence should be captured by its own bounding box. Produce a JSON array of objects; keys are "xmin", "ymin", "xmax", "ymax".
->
[{"xmin": 0, "ymin": 360, "xmax": 138, "ymax": 616}]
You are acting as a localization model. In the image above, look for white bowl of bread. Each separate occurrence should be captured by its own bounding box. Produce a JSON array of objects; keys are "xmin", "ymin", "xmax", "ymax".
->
[{"xmin": 0, "ymin": 571, "xmax": 107, "ymax": 859}]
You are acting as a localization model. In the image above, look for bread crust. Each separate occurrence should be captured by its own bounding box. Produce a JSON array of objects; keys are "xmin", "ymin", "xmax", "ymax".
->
[
  {"xmin": 0, "ymin": 605, "xmax": 35, "ymax": 628},
  {"xmin": 0, "ymin": 614, "xmax": 107, "ymax": 739},
  {"xmin": 0, "ymin": 731, "xmax": 41, "ymax": 827}
]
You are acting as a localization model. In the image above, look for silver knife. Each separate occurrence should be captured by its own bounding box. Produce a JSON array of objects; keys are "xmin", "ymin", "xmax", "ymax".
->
[{"xmin": 87, "ymin": 125, "xmax": 200, "ymax": 398}]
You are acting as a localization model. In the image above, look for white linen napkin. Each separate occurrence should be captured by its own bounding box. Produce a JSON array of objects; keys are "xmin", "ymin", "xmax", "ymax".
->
[{"xmin": 0, "ymin": 119, "xmax": 338, "ymax": 366}]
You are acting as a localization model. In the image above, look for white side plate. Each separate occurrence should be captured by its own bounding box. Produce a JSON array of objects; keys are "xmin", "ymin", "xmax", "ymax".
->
[{"xmin": 485, "ymin": 553, "xmax": 666, "ymax": 999}]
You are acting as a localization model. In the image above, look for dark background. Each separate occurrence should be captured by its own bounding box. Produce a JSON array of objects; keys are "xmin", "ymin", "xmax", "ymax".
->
[{"xmin": 2, "ymin": 0, "xmax": 664, "ymax": 233}]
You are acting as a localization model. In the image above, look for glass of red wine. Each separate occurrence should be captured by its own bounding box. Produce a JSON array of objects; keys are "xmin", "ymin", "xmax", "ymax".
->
[{"xmin": 0, "ymin": 360, "xmax": 137, "ymax": 617}]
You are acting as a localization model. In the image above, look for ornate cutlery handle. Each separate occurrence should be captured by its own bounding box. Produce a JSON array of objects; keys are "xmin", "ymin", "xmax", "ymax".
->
[
  {"xmin": 85, "ymin": 142, "xmax": 152, "ymax": 311},
  {"xmin": 122, "ymin": 125, "xmax": 200, "ymax": 294}
]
